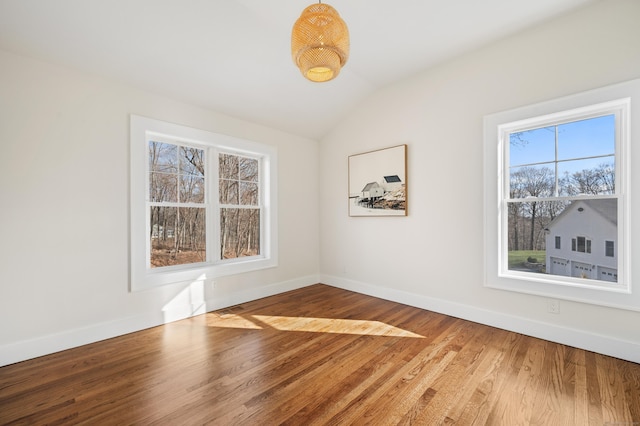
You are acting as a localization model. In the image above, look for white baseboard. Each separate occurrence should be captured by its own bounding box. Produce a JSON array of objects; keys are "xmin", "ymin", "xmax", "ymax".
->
[
  {"xmin": 5, "ymin": 274, "xmax": 635, "ymax": 367},
  {"xmin": 0, "ymin": 312, "xmax": 164, "ymax": 368},
  {"xmin": 0, "ymin": 275, "xmax": 319, "ymax": 367},
  {"xmin": 321, "ymin": 274, "xmax": 640, "ymax": 364}
]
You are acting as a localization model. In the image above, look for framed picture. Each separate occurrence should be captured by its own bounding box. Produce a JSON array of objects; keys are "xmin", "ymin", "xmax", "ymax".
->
[{"xmin": 348, "ymin": 144, "xmax": 407, "ymax": 217}]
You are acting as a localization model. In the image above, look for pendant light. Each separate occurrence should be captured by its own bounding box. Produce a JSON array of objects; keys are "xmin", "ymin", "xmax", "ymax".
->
[{"xmin": 291, "ymin": 2, "xmax": 349, "ymax": 83}]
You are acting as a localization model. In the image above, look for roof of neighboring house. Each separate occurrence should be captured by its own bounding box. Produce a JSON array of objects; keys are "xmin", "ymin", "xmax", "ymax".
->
[
  {"xmin": 384, "ymin": 175, "xmax": 402, "ymax": 183},
  {"xmin": 588, "ymin": 199, "xmax": 617, "ymax": 225},
  {"xmin": 547, "ymin": 198, "xmax": 617, "ymax": 229},
  {"xmin": 362, "ymin": 182, "xmax": 380, "ymax": 192}
]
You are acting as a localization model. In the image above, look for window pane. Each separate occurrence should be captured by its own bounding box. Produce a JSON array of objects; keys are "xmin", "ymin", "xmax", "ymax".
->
[
  {"xmin": 149, "ymin": 141, "xmax": 177, "ymax": 173},
  {"xmin": 149, "ymin": 142, "xmax": 179, "ymax": 202},
  {"xmin": 180, "ymin": 147, "xmax": 205, "ymax": 177},
  {"xmin": 509, "ymin": 115, "xmax": 616, "ymax": 200},
  {"xmin": 507, "ymin": 199, "xmax": 617, "ymax": 283},
  {"xmin": 219, "ymin": 153, "xmax": 259, "ymax": 206},
  {"xmin": 510, "ymin": 126, "xmax": 556, "ymax": 167},
  {"xmin": 180, "ymin": 175, "xmax": 205, "ymax": 203},
  {"xmin": 220, "ymin": 208, "xmax": 260, "ymax": 259},
  {"xmin": 150, "ymin": 172, "xmax": 177, "ymax": 202},
  {"xmin": 557, "ymin": 115, "xmax": 615, "ymax": 161},
  {"xmin": 240, "ymin": 181, "xmax": 259, "ymax": 205},
  {"xmin": 219, "ymin": 179, "xmax": 239, "ymax": 204},
  {"xmin": 219, "ymin": 154, "xmax": 239, "ymax": 179},
  {"xmin": 149, "ymin": 142, "xmax": 207, "ymax": 203},
  {"xmin": 559, "ymin": 159, "xmax": 615, "ymax": 196},
  {"xmin": 509, "ymin": 165, "xmax": 555, "ymax": 199},
  {"xmin": 239, "ymin": 157, "xmax": 259, "ymax": 182},
  {"xmin": 150, "ymin": 206, "xmax": 206, "ymax": 267}
]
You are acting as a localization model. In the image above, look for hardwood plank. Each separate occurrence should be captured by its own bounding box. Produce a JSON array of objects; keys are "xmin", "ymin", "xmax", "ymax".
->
[
  {"xmin": 426, "ymin": 327, "xmax": 517, "ymax": 424},
  {"xmin": 1, "ymin": 284, "xmax": 639, "ymax": 425},
  {"xmin": 596, "ymin": 352, "xmax": 634, "ymax": 424},
  {"xmin": 570, "ymin": 348, "xmax": 590, "ymax": 425}
]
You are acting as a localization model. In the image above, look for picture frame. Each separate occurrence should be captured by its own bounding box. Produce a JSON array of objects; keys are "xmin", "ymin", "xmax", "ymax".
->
[{"xmin": 348, "ymin": 144, "xmax": 407, "ymax": 217}]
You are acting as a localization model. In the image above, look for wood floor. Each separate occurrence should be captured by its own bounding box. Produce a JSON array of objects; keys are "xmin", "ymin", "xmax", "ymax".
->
[{"xmin": 1, "ymin": 284, "xmax": 639, "ymax": 425}]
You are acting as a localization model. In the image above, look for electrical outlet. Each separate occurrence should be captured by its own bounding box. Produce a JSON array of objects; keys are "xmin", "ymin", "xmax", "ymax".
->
[{"xmin": 547, "ymin": 299, "xmax": 560, "ymax": 314}]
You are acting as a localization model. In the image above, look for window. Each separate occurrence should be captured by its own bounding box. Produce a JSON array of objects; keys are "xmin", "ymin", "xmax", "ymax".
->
[
  {"xmin": 130, "ymin": 116, "xmax": 278, "ymax": 291},
  {"xmin": 500, "ymin": 101, "xmax": 626, "ymax": 289},
  {"xmin": 484, "ymin": 79, "xmax": 637, "ymax": 307},
  {"xmin": 501, "ymin": 99, "xmax": 626, "ymax": 290},
  {"xmin": 149, "ymin": 142, "xmax": 206, "ymax": 268},
  {"xmin": 573, "ymin": 236, "xmax": 591, "ymax": 254},
  {"xmin": 218, "ymin": 153, "xmax": 261, "ymax": 260},
  {"xmin": 605, "ymin": 240, "xmax": 615, "ymax": 257}
]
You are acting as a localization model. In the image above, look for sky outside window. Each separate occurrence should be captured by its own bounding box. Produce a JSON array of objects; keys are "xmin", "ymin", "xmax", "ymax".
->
[
  {"xmin": 510, "ymin": 114, "xmax": 615, "ymax": 169},
  {"xmin": 509, "ymin": 114, "xmax": 615, "ymax": 194}
]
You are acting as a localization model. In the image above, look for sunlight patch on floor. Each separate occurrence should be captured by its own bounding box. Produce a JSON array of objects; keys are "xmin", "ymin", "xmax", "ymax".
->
[
  {"xmin": 253, "ymin": 316, "xmax": 424, "ymax": 337},
  {"xmin": 209, "ymin": 313, "xmax": 423, "ymax": 338},
  {"xmin": 207, "ymin": 310, "xmax": 424, "ymax": 338}
]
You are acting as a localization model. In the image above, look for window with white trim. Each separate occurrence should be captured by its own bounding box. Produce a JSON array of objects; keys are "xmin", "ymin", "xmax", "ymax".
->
[
  {"xmin": 483, "ymin": 79, "xmax": 638, "ymax": 308},
  {"xmin": 130, "ymin": 116, "xmax": 278, "ymax": 291},
  {"xmin": 499, "ymin": 99, "xmax": 627, "ymax": 290},
  {"xmin": 605, "ymin": 240, "xmax": 615, "ymax": 258}
]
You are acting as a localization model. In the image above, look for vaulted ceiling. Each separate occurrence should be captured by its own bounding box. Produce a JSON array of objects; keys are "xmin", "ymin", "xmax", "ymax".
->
[{"xmin": 0, "ymin": 0, "xmax": 597, "ymax": 140}]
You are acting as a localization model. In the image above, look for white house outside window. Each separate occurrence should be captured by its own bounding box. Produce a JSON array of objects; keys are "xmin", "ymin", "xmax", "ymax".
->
[
  {"xmin": 483, "ymin": 80, "xmax": 638, "ymax": 308},
  {"xmin": 499, "ymin": 99, "xmax": 627, "ymax": 290},
  {"xmin": 130, "ymin": 116, "xmax": 278, "ymax": 291}
]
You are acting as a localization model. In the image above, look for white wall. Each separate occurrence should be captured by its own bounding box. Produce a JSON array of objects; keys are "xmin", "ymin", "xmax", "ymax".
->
[
  {"xmin": 0, "ymin": 50, "xmax": 320, "ymax": 366},
  {"xmin": 2, "ymin": 0, "xmax": 640, "ymax": 367},
  {"xmin": 319, "ymin": 0, "xmax": 640, "ymax": 362}
]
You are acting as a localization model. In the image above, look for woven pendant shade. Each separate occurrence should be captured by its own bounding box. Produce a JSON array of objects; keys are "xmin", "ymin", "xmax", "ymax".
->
[{"xmin": 291, "ymin": 3, "xmax": 349, "ymax": 83}]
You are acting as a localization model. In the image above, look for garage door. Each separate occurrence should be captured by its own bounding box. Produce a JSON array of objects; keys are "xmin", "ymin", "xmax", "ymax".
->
[
  {"xmin": 572, "ymin": 261, "xmax": 593, "ymax": 279},
  {"xmin": 598, "ymin": 267, "xmax": 618, "ymax": 283},
  {"xmin": 550, "ymin": 257, "xmax": 568, "ymax": 276}
]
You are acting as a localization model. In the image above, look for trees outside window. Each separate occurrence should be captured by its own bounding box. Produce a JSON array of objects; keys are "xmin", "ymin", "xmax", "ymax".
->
[
  {"xmin": 484, "ymin": 80, "xmax": 639, "ymax": 308},
  {"xmin": 130, "ymin": 116, "xmax": 277, "ymax": 291},
  {"xmin": 492, "ymin": 96, "xmax": 630, "ymax": 292},
  {"xmin": 149, "ymin": 142, "xmax": 206, "ymax": 267},
  {"xmin": 505, "ymin": 108, "xmax": 622, "ymax": 286},
  {"xmin": 218, "ymin": 153, "xmax": 260, "ymax": 260}
]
